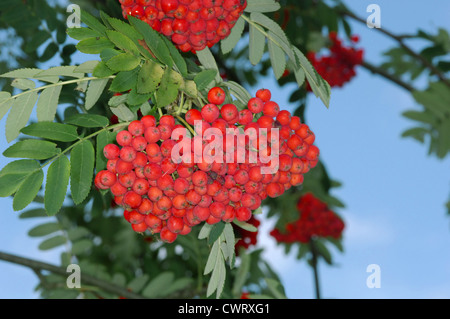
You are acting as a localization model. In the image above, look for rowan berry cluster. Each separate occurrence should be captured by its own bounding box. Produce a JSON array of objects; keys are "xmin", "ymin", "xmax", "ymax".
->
[
  {"xmin": 270, "ymin": 193, "xmax": 344, "ymax": 243},
  {"xmin": 95, "ymin": 86, "xmax": 320, "ymax": 243},
  {"xmin": 119, "ymin": 0, "xmax": 247, "ymax": 52},
  {"xmin": 307, "ymin": 32, "xmax": 364, "ymax": 89}
]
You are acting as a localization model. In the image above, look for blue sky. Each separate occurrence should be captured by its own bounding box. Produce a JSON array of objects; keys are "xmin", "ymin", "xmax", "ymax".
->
[{"xmin": 0, "ymin": 0, "xmax": 449, "ymax": 299}]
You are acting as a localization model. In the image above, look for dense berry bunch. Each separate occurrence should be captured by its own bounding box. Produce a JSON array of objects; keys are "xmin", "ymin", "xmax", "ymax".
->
[
  {"xmin": 95, "ymin": 86, "xmax": 320, "ymax": 243},
  {"xmin": 307, "ymin": 32, "xmax": 364, "ymax": 89},
  {"xmin": 270, "ymin": 193, "xmax": 344, "ymax": 243},
  {"xmin": 233, "ymin": 215, "xmax": 260, "ymax": 253},
  {"xmin": 119, "ymin": 0, "xmax": 247, "ymax": 53}
]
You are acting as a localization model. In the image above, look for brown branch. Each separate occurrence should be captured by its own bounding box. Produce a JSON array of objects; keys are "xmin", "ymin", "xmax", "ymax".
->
[
  {"xmin": 361, "ymin": 60, "xmax": 415, "ymax": 92},
  {"xmin": 340, "ymin": 10, "xmax": 450, "ymax": 89},
  {"xmin": 0, "ymin": 251, "xmax": 146, "ymax": 299}
]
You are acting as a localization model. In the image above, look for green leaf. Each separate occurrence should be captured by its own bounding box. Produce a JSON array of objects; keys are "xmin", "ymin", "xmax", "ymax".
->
[
  {"xmin": 3, "ymin": 140, "xmax": 60, "ymax": 160},
  {"xmin": 109, "ymin": 69, "xmax": 139, "ymax": 93},
  {"xmin": 5, "ymin": 91, "xmax": 39, "ymax": 142},
  {"xmin": 21, "ymin": 122, "xmax": 78, "ymax": 142},
  {"xmin": 80, "ymin": 9, "xmax": 107, "ymax": 36},
  {"xmin": 101, "ymin": 48, "xmax": 122, "ymax": 62},
  {"xmin": 155, "ymin": 68, "xmax": 180, "ymax": 108},
  {"xmin": 128, "ymin": 16, "xmax": 173, "ymax": 68},
  {"xmin": 36, "ymin": 66, "xmax": 84, "ymax": 79},
  {"xmin": 0, "ymin": 68, "xmax": 42, "ymax": 79},
  {"xmin": 19, "ymin": 208, "xmax": 47, "ymax": 219},
  {"xmin": 294, "ymin": 47, "xmax": 330, "ymax": 108},
  {"xmin": 402, "ymin": 110, "xmax": 436, "ymax": 125},
  {"xmin": 194, "ymin": 69, "xmax": 218, "ymax": 92},
  {"xmin": 0, "ymin": 92, "xmax": 13, "ymax": 121},
  {"xmin": 11, "ymin": 79, "xmax": 36, "ymax": 90},
  {"xmin": 13, "ymin": 169, "xmax": 44, "ymax": 211},
  {"xmin": 249, "ymin": 24, "xmax": 266, "ymax": 65},
  {"xmin": 67, "ymin": 27, "xmax": 102, "ymax": 41},
  {"xmin": 24, "ymin": 30, "xmax": 50, "ymax": 52},
  {"xmin": 39, "ymin": 43, "xmax": 59, "ymax": 62},
  {"xmin": 232, "ymin": 219, "xmax": 257, "ymax": 232},
  {"xmin": 208, "ymin": 222, "xmax": 225, "ymax": 245},
  {"xmin": 142, "ymin": 272, "xmax": 174, "ymax": 298},
  {"xmin": 164, "ymin": 277, "xmax": 193, "ymax": 296},
  {"xmin": 93, "ymin": 61, "xmax": 114, "ymax": 78},
  {"xmin": 127, "ymin": 89, "xmax": 152, "ymax": 106},
  {"xmin": 28, "ymin": 222, "xmax": 61, "ymax": 237},
  {"xmin": 38, "ymin": 235, "xmax": 67, "ymax": 250},
  {"xmin": 268, "ymin": 31, "xmax": 286, "ymax": 79},
  {"xmin": 223, "ymin": 223, "xmax": 236, "ymax": 266},
  {"xmin": 70, "ymin": 140, "xmax": 95, "ymax": 205},
  {"xmin": 0, "ymin": 160, "xmax": 40, "ymax": 197},
  {"xmin": 251, "ymin": 12, "xmax": 290, "ymax": 45},
  {"xmin": 36, "ymin": 85, "xmax": 63, "ymax": 122},
  {"xmin": 106, "ymin": 30, "xmax": 140, "ymax": 55},
  {"xmin": 297, "ymin": 243, "xmax": 309, "ymax": 260},
  {"xmin": 221, "ymin": 16, "xmax": 245, "ymax": 55},
  {"xmin": 137, "ymin": 60, "xmax": 164, "ymax": 94},
  {"xmin": 198, "ymin": 223, "xmax": 213, "ymax": 239},
  {"xmin": 402, "ymin": 127, "xmax": 428, "ymax": 142},
  {"xmin": 106, "ymin": 52, "xmax": 141, "ymax": 72},
  {"xmin": 314, "ymin": 240, "xmax": 332, "ymax": 265},
  {"xmin": 265, "ymin": 278, "xmax": 287, "ymax": 299},
  {"xmin": 67, "ymin": 227, "xmax": 90, "ymax": 241},
  {"xmin": 74, "ymin": 61, "xmax": 100, "ymax": 74},
  {"xmin": 196, "ymin": 47, "xmax": 221, "ymax": 82},
  {"xmin": 127, "ymin": 275, "xmax": 150, "ymax": 293},
  {"xmin": 204, "ymin": 239, "xmax": 220, "ymax": 275},
  {"xmin": 223, "ymin": 81, "xmax": 252, "ymax": 105},
  {"xmin": 245, "ymin": 0, "xmax": 281, "ymax": 13},
  {"xmin": 65, "ymin": 114, "xmax": 109, "ymax": 128},
  {"xmin": 85, "ymin": 79, "xmax": 109, "ymax": 110},
  {"xmin": 232, "ymin": 249, "xmax": 250, "ymax": 297},
  {"xmin": 207, "ymin": 247, "xmax": 226, "ymax": 298},
  {"xmin": 110, "ymin": 104, "xmax": 136, "ymax": 122},
  {"xmin": 108, "ymin": 17, "xmax": 143, "ymax": 42},
  {"xmin": 76, "ymin": 37, "xmax": 115, "ymax": 54},
  {"xmin": 45, "ymin": 156, "xmax": 70, "ymax": 216},
  {"xmin": 161, "ymin": 36, "xmax": 188, "ymax": 77},
  {"xmin": 71, "ymin": 239, "xmax": 94, "ymax": 254}
]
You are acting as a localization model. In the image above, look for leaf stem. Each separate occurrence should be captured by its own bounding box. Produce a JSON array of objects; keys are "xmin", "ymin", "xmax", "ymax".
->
[
  {"xmin": 174, "ymin": 115, "xmax": 195, "ymax": 136},
  {"xmin": 39, "ymin": 122, "xmax": 130, "ymax": 171},
  {"xmin": 5, "ymin": 76, "xmax": 115, "ymax": 103}
]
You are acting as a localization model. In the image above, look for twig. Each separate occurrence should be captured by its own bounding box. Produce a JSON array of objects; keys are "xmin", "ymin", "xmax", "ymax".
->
[
  {"xmin": 339, "ymin": 10, "xmax": 450, "ymax": 88},
  {"xmin": 361, "ymin": 60, "xmax": 415, "ymax": 92},
  {"xmin": 0, "ymin": 251, "xmax": 146, "ymax": 299}
]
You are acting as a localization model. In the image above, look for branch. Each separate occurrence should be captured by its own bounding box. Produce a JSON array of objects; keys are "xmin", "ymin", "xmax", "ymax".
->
[
  {"xmin": 340, "ymin": 10, "xmax": 450, "ymax": 88},
  {"xmin": 0, "ymin": 251, "xmax": 146, "ymax": 299},
  {"xmin": 361, "ymin": 60, "xmax": 415, "ymax": 92}
]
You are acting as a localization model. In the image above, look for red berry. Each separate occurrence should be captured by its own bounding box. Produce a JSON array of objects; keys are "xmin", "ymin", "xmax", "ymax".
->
[
  {"xmin": 207, "ymin": 87, "xmax": 226, "ymax": 105},
  {"xmin": 161, "ymin": 0, "xmax": 180, "ymax": 13},
  {"xmin": 116, "ymin": 130, "xmax": 133, "ymax": 146},
  {"xmin": 103, "ymin": 144, "xmax": 120, "ymax": 160},
  {"xmin": 236, "ymin": 207, "xmax": 252, "ymax": 222},
  {"xmin": 263, "ymin": 101, "xmax": 280, "ymax": 117},
  {"xmin": 160, "ymin": 227, "xmax": 178, "ymax": 243},
  {"xmin": 256, "ymin": 88, "xmax": 271, "ymax": 102}
]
